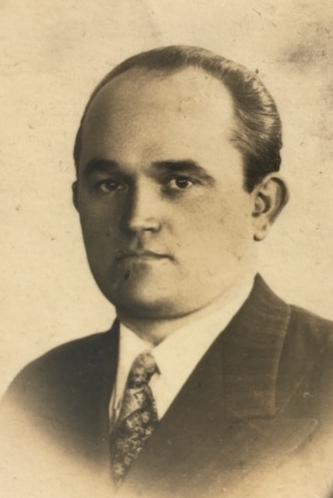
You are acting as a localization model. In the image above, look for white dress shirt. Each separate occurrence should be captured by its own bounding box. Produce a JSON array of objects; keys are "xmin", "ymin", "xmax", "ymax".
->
[{"xmin": 109, "ymin": 274, "xmax": 255, "ymax": 426}]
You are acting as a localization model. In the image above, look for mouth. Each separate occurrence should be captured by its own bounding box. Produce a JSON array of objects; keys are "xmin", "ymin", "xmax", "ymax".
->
[{"xmin": 116, "ymin": 250, "xmax": 172, "ymax": 261}]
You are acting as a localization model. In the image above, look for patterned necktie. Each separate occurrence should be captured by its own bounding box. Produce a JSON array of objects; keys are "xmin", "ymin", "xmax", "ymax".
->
[{"xmin": 109, "ymin": 351, "xmax": 159, "ymax": 486}]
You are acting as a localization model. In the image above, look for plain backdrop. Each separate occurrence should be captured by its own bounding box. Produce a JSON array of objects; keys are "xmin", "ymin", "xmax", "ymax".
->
[{"xmin": 1, "ymin": 0, "xmax": 333, "ymax": 397}]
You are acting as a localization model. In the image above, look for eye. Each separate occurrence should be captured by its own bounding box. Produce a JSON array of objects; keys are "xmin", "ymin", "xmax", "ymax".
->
[
  {"xmin": 168, "ymin": 176, "xmax": 195, "ymax": 190},
  {"xmin": 96, "ymin": 179, "xmax": 126, "ymax": 193}
]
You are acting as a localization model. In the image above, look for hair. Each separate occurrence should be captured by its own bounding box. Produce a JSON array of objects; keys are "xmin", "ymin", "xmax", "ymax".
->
[{"xmin": 73, "ymin": 45, "xmax": 282, "ymax": 192}]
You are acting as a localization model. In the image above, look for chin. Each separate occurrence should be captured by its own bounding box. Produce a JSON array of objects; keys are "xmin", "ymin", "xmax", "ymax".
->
[
  {"xmin": 102, "ymin": 282, "xmax": 182, "ymax": 319},
  {"xmin": 113, "ymin": 295, "xmax": 179, "ymax": 319},
  {"xmin": 96, "ymin": 265, "xmax": 180, "ymax": 314}
]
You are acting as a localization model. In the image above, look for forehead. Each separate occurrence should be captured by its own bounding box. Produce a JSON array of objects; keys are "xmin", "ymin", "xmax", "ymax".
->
[
  {"xmin": 90, "ymin": 65, "xmax": 233, "ymax": 108},
  {"xmin": 84, "ymin": 66, "xmax": 235, "ymax": 127},
  {"xmin": 80, "ymin": 67, "xmax": 238, "ymax": 167}
]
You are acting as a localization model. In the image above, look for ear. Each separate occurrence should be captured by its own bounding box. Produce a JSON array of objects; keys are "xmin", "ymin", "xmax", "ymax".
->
[
  {"xmin": 252, "ymin": 174, "xmax": 289, "ymax": 241},
  {"xmin": 72, "ymin": 181, "xmax": 79, "ymax": 211}
]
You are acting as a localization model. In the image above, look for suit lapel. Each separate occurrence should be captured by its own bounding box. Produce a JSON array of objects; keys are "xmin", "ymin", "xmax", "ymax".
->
[
  {"xmin": 222, "ymin": 274, "xmax": 291, "ymax": 419},
  {"xmin": 68, "ymin": 320, "xmax": 120, "ymax": 462},
  {"xmin": 121, "ymin": 276, "xmax": 318, "ymax": 497}
]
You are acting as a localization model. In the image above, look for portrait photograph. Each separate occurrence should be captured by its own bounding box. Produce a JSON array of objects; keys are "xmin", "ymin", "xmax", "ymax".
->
[{"xmin": 1, "ymin": 1, "xmax": 333, "ymax": 497}]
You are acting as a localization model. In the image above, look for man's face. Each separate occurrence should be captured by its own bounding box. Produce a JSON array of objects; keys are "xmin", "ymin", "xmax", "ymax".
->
[{"xmin": 76, "ymin": 67, "xmax": 257, "ymax": 319}]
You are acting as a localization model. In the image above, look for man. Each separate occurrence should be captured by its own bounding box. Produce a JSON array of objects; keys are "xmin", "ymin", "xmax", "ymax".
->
[{"xmin": 2, "ymin": 46, "xmax": 333, "ymax": 497}]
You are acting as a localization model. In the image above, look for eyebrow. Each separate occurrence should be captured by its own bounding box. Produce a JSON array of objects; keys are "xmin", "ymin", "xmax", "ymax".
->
[
  {"xmin": 82, "ymin": 159, "xmax": 119, "ymax": 177},
  {"xmin": 82, "ymin": 158, "xmax": 216, "ymax": 184},
  {"xmin": 151, "ymin": 160, "xmax": 216, "ymax": 184}
]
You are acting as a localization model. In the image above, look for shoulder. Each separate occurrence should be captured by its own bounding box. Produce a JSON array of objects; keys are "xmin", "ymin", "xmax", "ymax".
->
[
  {"xmin": 254, "ymin": 274, "xmax": 333, "ymax": 349},
  {"xmin": 2, "ymin": 324, "xmax": 119, "ymax": 413},
  {"xmin": 277, "ymin": 303, "xmax": 333, "ymax": 419},
  {"xmin": 10, "ymin": 330, "xmax": 113, "ymax": 384},
  {"xmin": 287, "ymin": 304, "xmax": 333, "ymax": 354},
  {"xmin": 281, "ymin": 300, "xmax": 333, "ymax": 380},
  {"xmin": 0, "ymin": 327, "xmax": 120, "ymax": 471},
  {"xmin": 290, "ymin": 303, "xmax": 333, "ymax": 333}
]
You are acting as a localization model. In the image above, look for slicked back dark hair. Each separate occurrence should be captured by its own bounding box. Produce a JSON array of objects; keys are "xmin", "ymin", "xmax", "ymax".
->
[{"xmin": 73, "ymin": 45, "xmax": 282, "ymax": 192}]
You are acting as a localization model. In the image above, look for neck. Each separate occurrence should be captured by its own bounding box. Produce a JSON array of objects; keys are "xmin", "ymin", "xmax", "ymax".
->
[{"xmin": 116, "ymin": 273, "xmax": 255, "ymax": 346}]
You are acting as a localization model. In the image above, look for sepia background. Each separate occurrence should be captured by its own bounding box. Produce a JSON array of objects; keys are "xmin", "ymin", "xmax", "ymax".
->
[{"xmin": 1, "ymin": 0, "xmax": 333, "ymax": 398}]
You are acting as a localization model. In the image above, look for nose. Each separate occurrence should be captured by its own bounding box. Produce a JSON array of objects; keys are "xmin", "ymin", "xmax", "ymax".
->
[{"xmin": 120, "ymin": 181, "xmax": 161, "ymax": 235}]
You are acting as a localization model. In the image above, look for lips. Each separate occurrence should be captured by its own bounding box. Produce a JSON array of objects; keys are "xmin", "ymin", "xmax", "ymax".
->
[{"xmin": 116, "ymin": 250, "xmax": 172, "ymax": 261}]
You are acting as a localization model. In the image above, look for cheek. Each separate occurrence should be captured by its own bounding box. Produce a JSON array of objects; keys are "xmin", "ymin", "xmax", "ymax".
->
[
  {"xmin": 183, "ymin": 206, "xmax": 253, "ymax": 260},
  {"xmin": 79, "ymin": 217, "xmax": 118, "ymax": 264},
  {"xmin": 79, "ymin": 201, "xmax": 119, "ymax": 238},
  {"xmin": 219, "ymin": 211, "xmax": 253, "ymax": 255}
]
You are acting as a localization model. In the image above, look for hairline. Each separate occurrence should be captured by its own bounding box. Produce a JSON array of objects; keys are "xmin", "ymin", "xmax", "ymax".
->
[{"xmin": 75, "ymin": 65, "xmax": 247, "ymax": 176}]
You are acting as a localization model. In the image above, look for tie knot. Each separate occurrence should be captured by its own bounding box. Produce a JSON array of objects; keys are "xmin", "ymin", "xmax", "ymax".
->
[{"xmin": 128, "ymin": 351, "xmax": 158, "ymax": 389}]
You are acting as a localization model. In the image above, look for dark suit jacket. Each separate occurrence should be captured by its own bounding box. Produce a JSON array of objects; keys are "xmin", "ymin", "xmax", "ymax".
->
[{"xmin": 2, "ymin": 275, "xmax": 333, "ymax": 497}]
